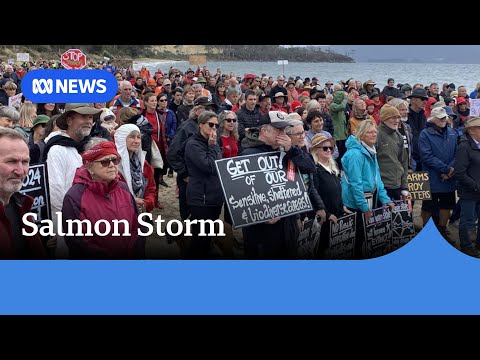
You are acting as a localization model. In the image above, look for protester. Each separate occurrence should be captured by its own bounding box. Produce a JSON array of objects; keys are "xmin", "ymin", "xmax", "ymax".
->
[
  {"xmin": 455, "ymin": 117, "xmax": 480, "ymax": 257},
  {"xmin": 0, "ymin": 127, "xmax": 47, "ymax": 258},
  {"xmin": 183, "ymin": 111, "xmax": 224, "ymax": 259},
  {"xmin": 62, "ymin": 140, "xmax": 144, "ymax": 259},
  {"xmin": 114, "ymin": 124, "xmax": 157, "ymax": 213},
  {"xmin": 341, "ymin": 119, "xmax": 394, "ymax": 258}
]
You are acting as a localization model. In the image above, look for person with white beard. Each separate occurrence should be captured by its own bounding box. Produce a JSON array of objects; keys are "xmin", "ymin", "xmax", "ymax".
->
[{"xmin": 389, "ymin": 98, "xmax": 414, "ymax": 172}]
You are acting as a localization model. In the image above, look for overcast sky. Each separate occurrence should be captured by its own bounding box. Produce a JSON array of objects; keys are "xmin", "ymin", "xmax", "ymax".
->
[{"xmin": 317, "ymin": 45, "xmax": 480, "ymax": 64}]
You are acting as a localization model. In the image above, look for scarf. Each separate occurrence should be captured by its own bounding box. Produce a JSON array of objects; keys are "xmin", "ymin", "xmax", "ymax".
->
[
  {"xmin": 42, "ymin": 134, "xmax": 91, "ymax": 162},
  {"xmin": 130, "ymin": 153, "xmax": 145, "ymax": 198},
  {"xmin": 361, "ymin": 140, "xmax": 377, "ymax": 156}
]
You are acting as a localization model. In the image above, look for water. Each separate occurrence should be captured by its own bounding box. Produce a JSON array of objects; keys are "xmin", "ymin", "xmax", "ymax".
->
[{"xmin": 134, "ymin": 60, "xmax": 480, "ymax": 95}]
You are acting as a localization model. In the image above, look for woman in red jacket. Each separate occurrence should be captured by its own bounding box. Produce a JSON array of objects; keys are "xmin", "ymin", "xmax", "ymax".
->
[
  {"xmin": 62, "ymin": 140, "xmax": 144, "ymax": 259},
  {"xmin": 114, "ymin": 124, "xmax": 157, "ymax": 213}
]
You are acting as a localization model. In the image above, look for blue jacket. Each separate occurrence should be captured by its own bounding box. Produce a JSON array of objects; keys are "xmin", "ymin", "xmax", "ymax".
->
[
  {"xmin": 419, "ymin": 123, "xmax": 457, "ymax": 193},
  {"xmin": 341, "ymin": 135, "xmax": 391, "ymax": 212}
]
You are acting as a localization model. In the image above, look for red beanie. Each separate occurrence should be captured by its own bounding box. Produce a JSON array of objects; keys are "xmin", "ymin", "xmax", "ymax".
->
[{"xmin": 82, "ymin": 141, "xmax": 121, "ymax": 164}]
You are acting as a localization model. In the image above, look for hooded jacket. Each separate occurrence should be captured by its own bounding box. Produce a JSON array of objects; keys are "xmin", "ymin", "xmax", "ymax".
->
[
  {"xmin": 341, "ymin": 135, "xmax": 391, "ymax": 213},
  {"xmin": 62, "ymin": 166, "xmax": 143, "ymax": 259},
  {"xmin": 329, "ymin": 91, "xmax": 348, "ymax": 140},
  {"xmin": 114, "ymin": 124, "xmax": 157, "ymax": 212}
]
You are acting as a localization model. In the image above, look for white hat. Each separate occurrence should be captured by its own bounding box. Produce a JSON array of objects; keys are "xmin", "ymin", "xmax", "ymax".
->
[{"xmin": 428, "ymin": 107, "xmax": 448, "ymax": 122}]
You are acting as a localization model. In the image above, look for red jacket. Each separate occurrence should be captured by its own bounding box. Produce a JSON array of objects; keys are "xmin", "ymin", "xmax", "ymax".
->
[
  {"xmin": 142, "ymin": 161, "xmax": 157, "ymax": 212},
  {"xmin": 62, "ymin": 166, "xmax": 144, "ymax": 259},
  {"xmin": 0, "ymin": 193, "xmax": 48, "ymax": 259}
]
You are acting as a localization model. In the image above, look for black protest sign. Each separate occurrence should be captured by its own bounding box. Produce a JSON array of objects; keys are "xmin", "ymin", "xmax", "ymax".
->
[
  {"xmin": 363, "ymin": 207, "xmax": 393, "ymax": 259},
  {"xmin": 326, "ymin": 212, "xmax": 356, "ymax": 259},
  {"xmin": 391, "ymin": 201, "xmax": 415, "ymax": 250},
  {"xmin": 296, "ymin": 218, "xmax": 322, "ymax": 259},
  {"xmin": 407, "ymin": 171, "xmax": 431, "ymax": 200},
  {"xmin": 215, "ymin": 151, "xmax": 313, "ymax": 228},
  {"xmin": 18, "ymin": 163, "xmax": 51, "ymax": 222}
]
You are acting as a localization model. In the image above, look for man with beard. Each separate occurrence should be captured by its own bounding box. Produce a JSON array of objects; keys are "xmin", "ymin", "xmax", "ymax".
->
[
  {"xmin": 0, "ymin": 128, "xmax": 47, "ymax": 258},
  {"xmin": 44, "ymin": 104, "xmax": 102, "ymax": 259}
]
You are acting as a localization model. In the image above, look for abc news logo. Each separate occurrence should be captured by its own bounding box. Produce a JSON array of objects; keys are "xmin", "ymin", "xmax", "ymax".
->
[
  {"xmin": 31, "ymin": 78, "xmax": 107, "ymax": 95},
  {"xmin": 22, "ymin": 69, "xmax": 118, "ymax": 103}
]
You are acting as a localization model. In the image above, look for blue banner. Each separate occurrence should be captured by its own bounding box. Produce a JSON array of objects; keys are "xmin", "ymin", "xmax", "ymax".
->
[
  {"xmin": 0, "ymin": 220, "xmax": 477, "ymax": 314},
  {"xmin": 21, "ymin": 69, "xmax": 118, "ymax": 103}
]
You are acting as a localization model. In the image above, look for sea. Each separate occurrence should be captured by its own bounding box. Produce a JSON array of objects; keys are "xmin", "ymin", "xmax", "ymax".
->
[{"xmin": 133, "ymin": 60, "xmax": 480, "ymax": 95}]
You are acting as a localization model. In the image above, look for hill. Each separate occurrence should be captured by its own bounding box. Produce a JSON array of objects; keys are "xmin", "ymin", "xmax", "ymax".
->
[{"xmin": 0, "ymin": 45, "xmax": 353, "ymax": 64}]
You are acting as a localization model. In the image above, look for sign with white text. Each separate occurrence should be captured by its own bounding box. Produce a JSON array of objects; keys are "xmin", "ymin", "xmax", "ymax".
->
[{"xmin": 215, "ymin": 151, "xmax": 313, "ymax": 228}]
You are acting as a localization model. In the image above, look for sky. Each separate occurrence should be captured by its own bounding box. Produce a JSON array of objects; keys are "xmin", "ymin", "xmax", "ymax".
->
[{"xmin": 315, "ymin": 45, "xmax": 480, "ymax": 64}]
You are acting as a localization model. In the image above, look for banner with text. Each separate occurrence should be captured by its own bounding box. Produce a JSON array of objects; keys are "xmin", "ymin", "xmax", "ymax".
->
[
  {"xmin": 18, "ymin": 163, "xmax": 51, "ymax": 222},
  {"xmin": 215, "ymin": 151, "xmax": 313, "ymax": 228},
  {"xmin": 392, "ymin": 201, "xmax": 415, "ymax": 250},
  {"xmin": 363, "ymin": 207, "xmax": 393, "ymax": 259},
  {"xmin": 296, "ymin": 218, "xmax": 321, "ymax": 259},
  {"xmin": 407, "ymin": 171, "xmax": 431, "ymax": 200},
  {"xmin": 326, "ymin": 212, "xmax": 357, "ymax": 260}
]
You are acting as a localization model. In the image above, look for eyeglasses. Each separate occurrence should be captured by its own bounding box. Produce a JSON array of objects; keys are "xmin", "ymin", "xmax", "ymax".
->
[
  {"xmin": 158, "ymin": 99, "xmax": 168, "ymax": 102},
  {"xmin": 320, "ymin": 146, "xmax": 334, "ymax": 152},
  {"xmin": 206, "ymin": 122, "xmax": 219, "ymax": 128},
  {"xmin": 225, "ymin": 118, "xmax": 237, "ymax": 123},
  {"xmin": 93, "ymin": 157, "xmax": 120, "ymax": 167},
  {"xmin": 288, "ymin": 131, "xmax": 305, "ymax": 138}
]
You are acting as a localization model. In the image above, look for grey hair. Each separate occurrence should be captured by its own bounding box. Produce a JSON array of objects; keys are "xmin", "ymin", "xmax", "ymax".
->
[
  {"xmin": 285, "ymin": 120, "xmax": 304, "ymax": 131},
  {"xmin": 0, "ymin": 126, "xmax": 26, "ymax": 141},
  {"xmin": 226, "ymin": 87, "xmax": 239, "ymax": 97},
  {"xmin": 84, "ymin": 137, "xmax": 109, "ymax": 151},
  {"xmin": 0, "ymin": 105, "xmax": 20, "ymax": 123},
  {"xmin": 197, "ymin": 111, "xmax": 218, "ymax": 125}
]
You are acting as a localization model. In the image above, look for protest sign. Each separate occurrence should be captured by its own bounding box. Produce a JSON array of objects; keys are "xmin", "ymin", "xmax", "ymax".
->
[{"xmin": 215, "ymin": 151, "xmax": 313, "ymax": 228}]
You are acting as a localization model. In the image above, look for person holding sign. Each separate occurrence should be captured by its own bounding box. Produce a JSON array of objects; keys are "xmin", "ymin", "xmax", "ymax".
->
[
  {"xmin": 240, "ymin": 111, "xmax": 316, "ymax": 259},
  {"xmin": 419, "ymin": 107, "xmax": 457, "ymax": 244},
  {"xmin": 0, "ymin": 128, "xmax": 47, "ymax": 259},
  {"xmin": 453, "ymin": 117, "xmax": 480, "ymax": 257},
  {"xmin": 341, "ymin": 119, "xmax": 394, "ymax": 259},
  {"xmin": 183, "ymin": 111, "xmax": 224, "ymax": 259},
  {"xmin": 310, "ymin": 133, "xmax": 353, "ymax": 258}
]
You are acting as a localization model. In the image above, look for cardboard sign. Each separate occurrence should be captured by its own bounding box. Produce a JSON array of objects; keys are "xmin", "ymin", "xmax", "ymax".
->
[
  {"xmin": 407, "ymin": 171, "xmax": 431, "ymax": 200},
  {"xmin": 470, "ymin": 99, "xmax": 480, "ymax": 117},
  {"xmin": 363, "ymin": 207, "xmax": 393, "ymax": 259},
  {"xmin": 16, "ymin": 53, "xmax": 30, "ymax": 62},
  {"xmin": 296, "ymin": 218, "xmax": 321, "ymax": 259},
  {"xmin": 189, "ymin": 54, "xmax": 207, "ymax": 66},
  {"xmin": 8, "ymin": 92, "xmax": 22, "ymax": 107},
  {"xmin": 18, "ymin": 163, "xmax": 51, "ymax": 222},
  {"xmin": 215, "ymin": 151, "xmax": 313, "ymax": 228},
  {"xmin": 326, "ymin": 212, "xmax": 357, "ymax": 260},
  {"xmin": 391, "ymin": 201, "xmax": 415, "ymax": 250}
]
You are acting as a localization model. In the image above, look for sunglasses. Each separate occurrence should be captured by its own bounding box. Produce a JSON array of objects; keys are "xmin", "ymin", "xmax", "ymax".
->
[
  {"xmin": 206, "ymin": 122, "xmax": 219, "ymax": 128},
  {"xmin": 158, "ymin": 99, "xmax": 168, "ymax": 102},
  {"xmin": 320, "ymin": 146, "xmax": 334, "ymax": 152},
  {"xmin": 93, "ymin": 157, "xmax": 120, "ymax": 167},
  {"xmin": 225, "ymin": 118, "xmax": 237, "ymax": 123}
]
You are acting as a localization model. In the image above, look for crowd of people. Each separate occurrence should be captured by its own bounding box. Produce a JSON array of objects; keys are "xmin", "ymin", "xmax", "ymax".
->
[{"xmin": 1, "ymin": 59, "xmax": 479, "ymax": 259}]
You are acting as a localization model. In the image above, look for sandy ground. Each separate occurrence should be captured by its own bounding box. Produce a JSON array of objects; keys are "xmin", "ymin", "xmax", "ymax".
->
[{"xmin": 144, "ymin": 174, "xmax": 460, "ymax": 259}]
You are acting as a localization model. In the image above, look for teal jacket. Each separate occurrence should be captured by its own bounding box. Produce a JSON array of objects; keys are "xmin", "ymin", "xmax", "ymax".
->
[{"xmin": 341, "ymin": 135, "xmax": 391, "ymax": 212}]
